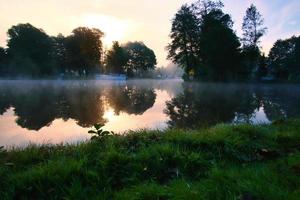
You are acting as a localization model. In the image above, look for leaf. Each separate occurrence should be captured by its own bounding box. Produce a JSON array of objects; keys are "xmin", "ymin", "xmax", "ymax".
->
[
  {"xmin": 94, "ymin": 124, "xmax": 104, "ymax": 130},
  {"xmin": 88, "ymin": 130, "xmax": 97, "ymax": 134}
]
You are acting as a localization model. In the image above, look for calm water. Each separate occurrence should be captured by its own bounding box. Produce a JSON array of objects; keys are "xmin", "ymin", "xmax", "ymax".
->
[{"xmin": 1, "ymin": 80, "xmax": 300, "ymax": 147}]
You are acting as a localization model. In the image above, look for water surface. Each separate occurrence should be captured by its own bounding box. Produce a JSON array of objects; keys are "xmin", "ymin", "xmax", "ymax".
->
[{"xmin": 0, "ymin": 80, "xmax": 300, "ymax": 147}]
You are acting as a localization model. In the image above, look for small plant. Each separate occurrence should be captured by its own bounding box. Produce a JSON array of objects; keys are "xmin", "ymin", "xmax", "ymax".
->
[{"xmin": 88, "ymin": 124, "xmax": 114, "ymax": 140}]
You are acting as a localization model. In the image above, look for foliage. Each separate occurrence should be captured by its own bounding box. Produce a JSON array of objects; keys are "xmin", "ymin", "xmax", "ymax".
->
[
  {"xmin": 0, "ymin": 24, "xmax": 108, "ymax": 77},
  {"xmin": 6, "ymin": 23, "xmax": 55, "ymax": 76},
  {"xmin": 166, "ymin": 4, "xmax": 201, "ymax": 77},
  {"xmin": 167, "ymin": 0, "xmax": 242, "ymax": 81},
  {"xmin": 88, "ymin": 124, "xmax": 114, "ymax": 140},
  {"xmin": 64, "ymin": 27, "xmax": 104, "ymax": 75},
  {"xmin": 123, "ymin": 42, "xmax": 157, "ymax": 77},
  {"xmin": 268, "ymin": 36, "xmax": 300, "ymax": 81},
  {"xmin": 51, "ymin": 34, "xmax": 67, "ymax": 73},
  {"xmin": 0, "ymin": 119, "xmax": 300, "ymax": 199},
  {"xmin": 0, "ymin": 47, "xmax": 7, "ymax": 74},
  {"xmin": 242, "ymin": 4, "xmax": 266, "ymax": 48},
  {"xmin": 241, "ymin": 4, "xmax": 267, "ymax": 80},
  {"xmin": 105, "ymin": 41, "xmax": 128, "ymax": 74},
  {"xmin": 199, "ymin": 8, "xmax": 241, "ymax": 81}
]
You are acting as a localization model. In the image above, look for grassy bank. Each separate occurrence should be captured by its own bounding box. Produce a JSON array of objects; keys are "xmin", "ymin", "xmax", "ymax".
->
[{"xmin": 1, "ymin": 120, "xmax": 300, "ymax": 199}]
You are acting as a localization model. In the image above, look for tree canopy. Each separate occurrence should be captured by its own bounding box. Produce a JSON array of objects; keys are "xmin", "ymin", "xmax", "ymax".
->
[
  {"xmin": 166, "ymin": 4, "xmax": 201, "ymax": 77},
  {"xmin": 123, "ymin": 42, "xmax": 157, "ymax": 77},
  {"xmin": 167, "ymin": 0, "xmax": 241, "ymax": 81},
  {"xmin": 6, "ymin": 23, "xmax": 54, "ymax": 76},
  {"xmin": 242, "ymin": 4, "xmax": 266, "ymax": 48},
  {"xmin": 64, "ymin": 27, "xmax": 104, "ymax": 75},
  {"xmin": 268, "ymin": 36, "xmax": 300, "ymax": 81},
  {"xmin": 105, "ymin": 41, "xmax": 128, "ymax": 74}
]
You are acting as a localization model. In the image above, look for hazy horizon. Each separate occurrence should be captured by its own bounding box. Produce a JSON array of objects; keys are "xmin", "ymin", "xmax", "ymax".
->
[{"xmin": 1, "ymin": 0, "xmax": 300, "ymax": 66}]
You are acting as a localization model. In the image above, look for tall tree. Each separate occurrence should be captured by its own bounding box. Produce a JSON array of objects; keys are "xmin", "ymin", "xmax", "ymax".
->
[
  {"xmin": 199, "ymin": 8, "xmax": 241, "ymax": 81},
  {"xmin": 65, "ymin": 27, "xmax": 104, "ymax": 75},
  {"xmin": 6, "ymin": 23, "xmax": 54, "ymax": 76},
  {"xmin": 241, "ymin": 4, "xmax": 267, "ymax": 79},
  {"xmin": 105, "ymin": 41, "xmax": 128, "ymax": 74},
  {"xmin": 123, "ymin": 42, "xmax": 157, "ymax": 77},
  {"xmin": 167, "ymin": 4, "xmax": 201, "ymax": 78},
  {"xmin": 242, "ymin": 4, "xmax": 266, "ymax": 48},
  {"xmin": 168, "ymin": 0, "xmax": 242, "ymax": 81}
]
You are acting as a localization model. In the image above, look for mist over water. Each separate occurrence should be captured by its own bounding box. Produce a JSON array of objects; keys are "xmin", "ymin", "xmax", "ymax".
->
[{"xmin": 0, "ymin": 79, "xmax": 300, "ymax": 147}]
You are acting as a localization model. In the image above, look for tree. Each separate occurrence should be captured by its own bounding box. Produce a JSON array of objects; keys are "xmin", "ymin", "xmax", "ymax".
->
[
  {"xmin": 0, "ymin": 47, "xmax": 7, "ymax": 75},
  {"xmin": 0, "ymin": 47, "xmax": 6, "ymax": 62},
  {"xmin": 193, "ymin": 0, "xmax": 224, "ymax": 17},
  {"xmin": 256, "ymin": 54, "xmax": 268, "ymax": 79},
  {"xmin": 167, "ymin": 0, "xmax": 242, "ymax": 81},
  {"xmin": 268, "ymin": 36, "xmax": 300, "ymax": 81},
  {"xmin": 241, "ymin": 4, "xmax": 267, "ymax": 79},
  {"xmin": 65, "ymin": 27, "xmax": 104, "ymax": 75},
  {"xmin": 6, "ymin": 23, "xmax": 54, "ymax": 76},
  {"xmin": 123, "ymin": 42, "xmax": 157, "ymax": 77},
  {"xmin": 105, "ymin": 41, "xmax": 128, "ymax": 74},
  {"xmin": 166, "ymin": 4, "xmax": 201, "ymax": 78},
  {"xmin": 52, "ymin": 34, "xmax": 67, "ymax": 73},
  {"xmin": 199, "ymin": 9, "xmax": 241, "ymax": 81},
  {"xmin": 242, "ymin": 4, "xmax": 266, "ymax": 48}
]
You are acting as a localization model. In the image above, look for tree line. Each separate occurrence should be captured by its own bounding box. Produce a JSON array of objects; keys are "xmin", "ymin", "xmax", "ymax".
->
[
  {"xmin": 0, "ymin": 24, "xmax": 156, "ymax": 77},
  {"xmin": 167, "ymin": 0, "xmax": 300, "ymax": 82}
]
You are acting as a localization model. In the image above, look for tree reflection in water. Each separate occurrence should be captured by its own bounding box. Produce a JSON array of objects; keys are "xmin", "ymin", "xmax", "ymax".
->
[
  {"xmin": 164, "ymin": 83, "xmax": 300, "ymax": 128},
  {"xmin": 0, "ymin": 81, "xmax": 300, "ymax": 131},
  {"xmin": 0, "ymin": 81, "xmax": 157, "ymax": 131},
  {"xmin": 106, "ymin": 85, "xmax": 156, "ymax": 115}
]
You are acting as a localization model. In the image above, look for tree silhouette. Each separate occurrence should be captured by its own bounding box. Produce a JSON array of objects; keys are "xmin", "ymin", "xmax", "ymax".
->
[
  {"xmin": 6, "ymin": 23, "xmax": 54, "ymax": 76},
  {"xmin": 0, "ymin": 47, "xmax": 7, "ymax": 75},
  {"xmin": 199, "ymin": 8, "xmax": 241, "ymax": 81},
  {"xmin": 242, "ymin": 4, "xmax": 266, "ymax": 48},
  {"xmin": 105, "ymin": 41, "xmax": 128, "ymax": 74},
  {"xmin": 65, "ymin": 27, "xmax": 104, "ymax": 75},
  {"xmin": 268, "ymin": 36, "xmax": 300, "ymax": 81},
  {"xmin": 123, "ymin": 42, "xmax": 157, "ymax": 77},
  {"xmin": 167, "ymin": 0, "xmax": 241, "ymax": 81},
  {"xmin": 241, "ymin": 4, "xmax": 267, "ymax": 80},
  {"xmin": 52, "ymin": 34, "xmax": 67, "ymax": 73},
  {"xmin": 167, "ymin": 4, "xmax": 201, "ymax": 79}
]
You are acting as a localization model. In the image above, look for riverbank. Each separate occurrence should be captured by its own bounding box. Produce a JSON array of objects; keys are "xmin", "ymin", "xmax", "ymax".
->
[{"xmin": 1, "ymin": 120, "xmax": 300, "ymax": 199}]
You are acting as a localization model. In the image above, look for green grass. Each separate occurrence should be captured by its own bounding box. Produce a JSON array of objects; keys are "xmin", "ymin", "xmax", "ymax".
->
[{"xmin": 1, "ymin": 119, "xmax": 300, "ymax": 199}]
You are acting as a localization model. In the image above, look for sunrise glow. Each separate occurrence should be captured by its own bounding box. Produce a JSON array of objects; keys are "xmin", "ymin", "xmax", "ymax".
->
[{"xmin": 82, "ymin": 14, "xmax": 134, "ymax": 46}]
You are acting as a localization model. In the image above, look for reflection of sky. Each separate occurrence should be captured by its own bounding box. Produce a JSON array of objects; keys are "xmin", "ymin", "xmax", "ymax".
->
[
  {"xmin": 0, "ymin": 108, "xmax": 90, "ymax": 148},
  {"xmin": 251, "ymin": 107, "xmax": 270, "ymax": 124},
  {"xmin": 103, "ymin": 90, "xmax": 170, "ymax": 132},
  {"xmin": 0, "ymin": 90, "xmax": 171, "ymax": 148},
  {"xmin": 0, "ymin": 0, "xmax": 299, "ymax": 66}
]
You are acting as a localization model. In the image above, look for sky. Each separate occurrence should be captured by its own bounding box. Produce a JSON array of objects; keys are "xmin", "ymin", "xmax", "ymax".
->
[{"xmin": 0, "ymin": 0, "xmax": 300, "ymax": 67}]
